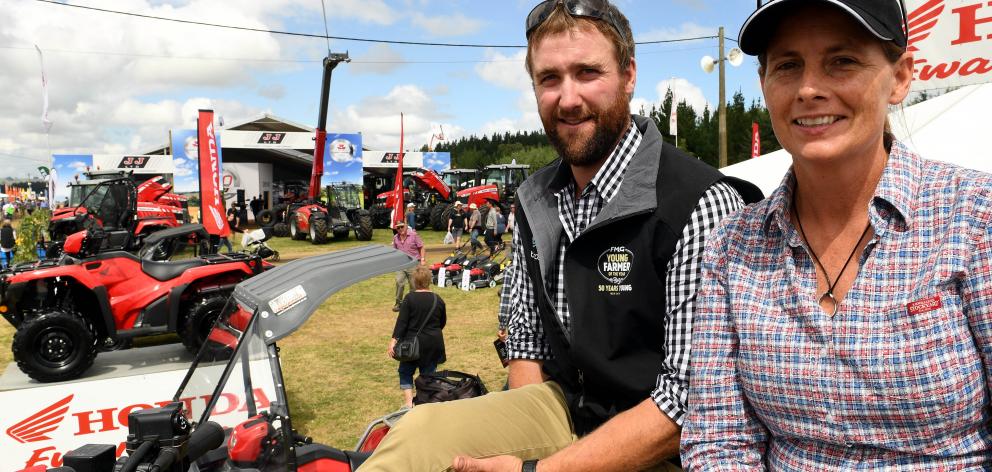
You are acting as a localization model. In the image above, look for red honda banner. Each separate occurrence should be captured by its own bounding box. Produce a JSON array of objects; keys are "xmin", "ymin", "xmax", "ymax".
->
[
  {"xmin": 197, "ymin": 109, "xmax": 230, "ymax": 236},
  {"xmin": 751, "ymin": 122, "xmax": 761, "ymax": 159},
  {"xmin": 907, "ymin": 0, "xmax": 992, "ymax": 91},
  {"xmin": 391, "ymin": 113, "xmax": 406, "ymax": 229}
]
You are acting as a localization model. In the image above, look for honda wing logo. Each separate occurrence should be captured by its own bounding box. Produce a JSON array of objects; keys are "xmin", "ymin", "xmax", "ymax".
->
[
  {"xmin": 908, "ymin": 0, "xmax": 944, "ymax": 52},
  {"xmin": 6, "ymin": 395, "xmax": 73, "ymax": 443}
]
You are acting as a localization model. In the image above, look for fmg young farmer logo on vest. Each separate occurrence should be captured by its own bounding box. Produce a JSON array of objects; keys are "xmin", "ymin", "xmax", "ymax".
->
[{"xmin": 598, "ymin": 246, "xmax": 633, "ymax": 294}]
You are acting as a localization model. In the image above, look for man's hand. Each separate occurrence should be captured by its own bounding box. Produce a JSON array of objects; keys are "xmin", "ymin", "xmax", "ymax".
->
[
  {"xmin": 387, "ymin": 338, "xmax": 397, "ymax": 358},
  {"xmin": 452, "ymin": 455, "xmax": 523, "ymax": 472}
]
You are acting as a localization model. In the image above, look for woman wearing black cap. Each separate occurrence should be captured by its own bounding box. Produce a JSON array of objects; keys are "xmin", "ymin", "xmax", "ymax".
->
[{"xmin": 682, "ymin": 1, "xmax": 992, "ymax": 469}]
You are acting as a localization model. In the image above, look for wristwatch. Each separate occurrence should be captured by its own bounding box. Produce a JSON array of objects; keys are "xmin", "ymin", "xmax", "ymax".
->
[{"xmin": 521, "ymin": 459, "xmax": 538, "ymax": 472}]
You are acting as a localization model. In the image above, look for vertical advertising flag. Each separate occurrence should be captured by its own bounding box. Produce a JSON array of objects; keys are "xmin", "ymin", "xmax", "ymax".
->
[
  {"xmin": 391, "ymin": 113, "xmax": 406, "ymax": 229},
  {"xmin": 197, "ymin": 109, "xmax": 230, "ymax": 236},
  {"xmin": 751, "ymin": 122, "xmax": 761, "ymax": 159},
  {"xmin": 669, "ymin": 93, "xmax": 678, "ymax": 145}
]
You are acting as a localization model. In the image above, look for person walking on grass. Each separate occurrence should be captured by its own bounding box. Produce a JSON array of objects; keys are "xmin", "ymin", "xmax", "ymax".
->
[
  {"xmin": 388, "ymin": 266, "xmax": 447, "ymax": 409},
  {"xmin": 391, "ymin": 221, "xmax": 425, "ymax": 312}
]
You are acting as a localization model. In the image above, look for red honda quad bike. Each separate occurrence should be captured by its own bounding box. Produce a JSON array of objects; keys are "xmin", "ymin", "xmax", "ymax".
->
[
  {"xmin": 42, "ymin": 245, "xmax": 418, "ymax": 472},
  {"xmin": 0, "ymin": 224, "xmax": 272, "ymax": 383}
]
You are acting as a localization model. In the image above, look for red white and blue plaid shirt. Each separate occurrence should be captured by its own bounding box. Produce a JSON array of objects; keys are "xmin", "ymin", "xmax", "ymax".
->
[{"xmin": 682, "ymin": 141, "xmax": 992, "ymax": 471}]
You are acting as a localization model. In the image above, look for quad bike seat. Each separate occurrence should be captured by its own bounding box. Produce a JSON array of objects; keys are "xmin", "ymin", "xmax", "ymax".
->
[
  {"xmin": 296, "ymin": 443, "xmax": 372, "ymax": 470},
  {"xmin": 141, "ymin": 258, "xmax": 208, "ymax": 281}
]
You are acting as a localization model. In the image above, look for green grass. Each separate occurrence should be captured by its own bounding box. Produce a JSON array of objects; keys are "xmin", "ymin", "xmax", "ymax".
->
[{"xmin": 0, "ymin": 228, "xmax": 504, "ymax": 448}]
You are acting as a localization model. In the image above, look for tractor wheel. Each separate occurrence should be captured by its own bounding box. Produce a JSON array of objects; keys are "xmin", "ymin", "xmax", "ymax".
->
[
  {"xmin": 256, "ymin": 209, "xmax": 276, "ymax": 226},
  {"xmin": 181, "ymin": 294, "xmax": 228, "ymax": 355},
  {"xmin": 99, "ymin": 337, "xmax": 132, "ymax": 352},
  {"xmin": 468, "ymin": 284, "xmax": 477, "ymax": 291},
  {"xmin": 489, "ymin": 280, "xmax": 497, "ymax": 288},
  {"xmin": 355, "ymin": 212, "xmax": 374, "ymax": 241},
  {"xmin": 310, "ymin": 218, "xmax": 329, "ymax": 244},
  {"xmin": 431, "ymin": 203, "xmax": 448, "ymax": 231},
  {"xmin": 12, "ymin": 310, "xmax": 98, "ymax": 383},
  {"xmin": 289, "ymin": 215, "xmax": 306, "ymax": 241},
  {"xmin": 273, "ymin": 222, "xmax": 290, "ymax": 238}
]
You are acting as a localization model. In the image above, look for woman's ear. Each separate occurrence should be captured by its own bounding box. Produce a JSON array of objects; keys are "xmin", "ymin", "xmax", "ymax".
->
[{"xmin": 889, "ymin": 51, "xmax": 914, "ymax": 105}]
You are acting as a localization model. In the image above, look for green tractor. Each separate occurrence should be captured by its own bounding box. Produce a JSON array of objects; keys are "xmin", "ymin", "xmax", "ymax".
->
[{"xmin": 326, "ymin": 183, "xmax": 374, "ymax": 241}]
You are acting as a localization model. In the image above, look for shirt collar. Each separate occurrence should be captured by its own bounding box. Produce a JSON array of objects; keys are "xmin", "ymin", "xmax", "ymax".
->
[
  {"xmin": 762, "ymin": 140, "xmax": 919, "ymax": 239},
  {"xmin": 548, "ymin": 120, "xmax": 640, "ymax": 199}
]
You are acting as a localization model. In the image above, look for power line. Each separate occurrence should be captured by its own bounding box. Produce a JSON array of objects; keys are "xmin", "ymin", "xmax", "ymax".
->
[
  {"xmin": 3, "ymin": 43, "xmax": 717, "ymax": 64},
  {"xmin": 34, "ymin": 0, "xmax": 720, "ymax": 49}
]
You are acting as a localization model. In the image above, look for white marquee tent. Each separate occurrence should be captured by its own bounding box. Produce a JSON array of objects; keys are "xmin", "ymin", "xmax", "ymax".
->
[{"xmin": 722, "ymin": 83, "xmax": 992, "ymax": 196}]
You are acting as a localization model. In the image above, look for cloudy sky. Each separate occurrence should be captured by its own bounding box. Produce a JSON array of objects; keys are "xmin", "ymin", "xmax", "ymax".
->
[{"xmin": 0, "ymin": 0, "xmax": 765, "ymax": 179}]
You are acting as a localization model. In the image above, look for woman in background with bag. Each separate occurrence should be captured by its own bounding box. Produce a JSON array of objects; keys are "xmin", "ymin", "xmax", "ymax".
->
[{"xmin": 388, "ymin": 266, "xmax": 447, "ymax": 408}]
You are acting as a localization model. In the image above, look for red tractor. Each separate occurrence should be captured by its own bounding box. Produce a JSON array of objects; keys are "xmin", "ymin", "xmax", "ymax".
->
[
  {"xmin": 48, "ymin": 171, "xmax": 189, "ymax": 257},
  {"xmin": 0, "ymin": 224, "xmax": 271, "ymax": 383},
  {"xmin": 259, "ymin": 53, "xmax": 375, "ymax": 245},
  {"xmin": 371, "ymin": 163, "xmax": 530, "ymax": 231}
]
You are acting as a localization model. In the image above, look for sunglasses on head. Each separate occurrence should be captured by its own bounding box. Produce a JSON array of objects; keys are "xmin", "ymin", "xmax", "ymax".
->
[{"xmin": 525, "ymin": 0, "xmax": 626, "ymax": 42}]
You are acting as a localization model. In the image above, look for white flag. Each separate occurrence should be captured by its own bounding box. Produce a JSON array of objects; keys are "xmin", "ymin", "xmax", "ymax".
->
[
  {"xmin": 669, "ymin": 93, "xmax": 678, "ymax": 139},
  {"xmin": 35, "ymin": 45, "xmax": 53, "ymax": 133}
]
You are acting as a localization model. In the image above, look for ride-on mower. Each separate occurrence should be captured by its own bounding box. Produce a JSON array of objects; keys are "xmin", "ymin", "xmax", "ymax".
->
[
  {"xmin": 48, "ymin": 245, "xmax": 419, "ymax": 472},
  {"xmin": 0, "ymin": 226, "xmax": 271, "ymax": 383}
]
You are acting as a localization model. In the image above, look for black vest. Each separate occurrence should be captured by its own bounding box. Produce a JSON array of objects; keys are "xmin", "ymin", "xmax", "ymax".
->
[
  {"xmin": 0, "ymin": 226, "xmax": 14, "ymax": 249},
  {"xmin": 515, "ymin": 144, "xmax": 761, "ymax": 434}
]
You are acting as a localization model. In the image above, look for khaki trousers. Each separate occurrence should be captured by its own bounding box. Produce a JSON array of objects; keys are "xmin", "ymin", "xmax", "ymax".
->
[
  {"xmin": 395, "ymin": 268, "xmax": 415, "ymax": 307},
  {"xmin": 357, "ymin": 382, "xmax": 681, "ymax": 472}
]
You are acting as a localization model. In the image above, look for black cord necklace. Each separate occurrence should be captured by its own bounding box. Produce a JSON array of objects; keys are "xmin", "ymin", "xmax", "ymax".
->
[{"xmin": 792, "ymin": 191, "xmax": 871, "ymax": 317}]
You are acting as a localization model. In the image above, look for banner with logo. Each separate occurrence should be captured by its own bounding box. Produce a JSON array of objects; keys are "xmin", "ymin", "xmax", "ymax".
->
[
  {"xmin": 170, "ymin": 129, "xmax": 223, "ymax": 195},
  {"xmin": 322, "ymin": 133, "xmax": 364, "ymax": 186},
  {"xmin": 197, "ymin": 109, "xmax": 230, "ymax": 236},
  {"xmin": 51, "ymin": 155, "xmax": 94, "ymax": 203},
  {"xmin": 0, "ymin": 356, "xmax": 275, "ymax": 470},
  {"xmin": 907, "ymin": 0, "xmax": 992, "ymax": 91}
]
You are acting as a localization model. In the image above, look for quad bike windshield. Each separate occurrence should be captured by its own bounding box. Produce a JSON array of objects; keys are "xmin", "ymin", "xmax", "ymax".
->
[
  {"xmin": 172, "ymin": 299, "xmax": 279, "ymax": 427},
  {"xmin": 169, "ymin": 245, "xmax": 416, "ymax": 469}
]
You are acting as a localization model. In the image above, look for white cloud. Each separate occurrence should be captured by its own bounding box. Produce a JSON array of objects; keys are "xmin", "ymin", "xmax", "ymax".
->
[
  {"xmin": 632, "ymin": 78, "xmax": 711, "ymax": 116},
  {"xmin": 474, "ymin": 49, "xmax": 542, "ymax": 135},
  {"xmin": 330, "ymin": 84, "xmax": 465, "ymax": 153},
  {"xmin": 350, "ymin": 44, "xmax": 406, "ymax": 76},
  {"xmin": 411, "ymin": 12, "xmax": 485, "ymax": 37}
]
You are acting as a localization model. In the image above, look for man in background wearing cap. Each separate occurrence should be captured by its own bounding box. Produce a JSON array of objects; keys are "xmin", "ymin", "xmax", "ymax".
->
[
  {"xmin": 359, "ymin": 1, "xmax": 759, "ymax": 470},
  {"xmin": 467, "ymin": 202, "xmax": 483, "ymax": 254},
  {"xmin": 391, "ymin": 221, "xmax": 425, "ymax": 312},
  {"xmin": 405, "ymin": 202, "xmax": 417, "ymax": 229}
]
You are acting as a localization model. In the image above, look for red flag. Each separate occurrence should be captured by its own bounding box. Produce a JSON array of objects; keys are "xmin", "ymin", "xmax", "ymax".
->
[
  {"xmin": 391, "ymin": 113, "xmax": 406, "ymax": 229},
  {"xmin": 197, "ymin": 109, "xmax": 231, "ymax": 236},
  {"xmin": 751, "ymin": 122, "xmax": 761, "ymax": 159}
]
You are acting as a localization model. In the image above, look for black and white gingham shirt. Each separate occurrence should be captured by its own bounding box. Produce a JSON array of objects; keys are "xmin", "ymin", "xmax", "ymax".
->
[{"xmin": 503, "ymin": 121, "xmax": 745, "ymax": 426}]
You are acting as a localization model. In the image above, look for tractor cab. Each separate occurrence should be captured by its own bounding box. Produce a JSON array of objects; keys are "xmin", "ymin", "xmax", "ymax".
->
[
  {"xmin": 51, "ymin": 173, "xmax": 137, "ymax": 251},
  {"xmin": 481, "ymin": 164, "xmax": 529, "ymax": 204},
  {"xmin": 440, "ymin": 168, "xmax": 480, "ymax": 190}
]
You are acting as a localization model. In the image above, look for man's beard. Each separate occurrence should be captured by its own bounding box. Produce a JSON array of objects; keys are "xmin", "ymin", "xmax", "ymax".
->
[{"xmin": 543, "ymin": 92, "xmax": 630, "ymax": 168}]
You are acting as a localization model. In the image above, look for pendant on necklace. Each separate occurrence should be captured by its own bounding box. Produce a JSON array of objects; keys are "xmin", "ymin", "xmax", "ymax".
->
[{"xmin": 819, "ymin": 291, "xmax": 839, "ymax": 317}]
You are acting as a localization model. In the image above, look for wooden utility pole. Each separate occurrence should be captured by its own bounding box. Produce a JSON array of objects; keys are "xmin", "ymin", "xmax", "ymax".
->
[{"xmin": 718, "ymin": 26, "xmax": 728, "ymax": 168}]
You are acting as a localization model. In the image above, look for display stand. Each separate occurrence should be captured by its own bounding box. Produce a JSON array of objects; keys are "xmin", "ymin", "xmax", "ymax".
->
[{"xmin": 1, "ymin": 343, "xmax": 195, "ymax": 471}]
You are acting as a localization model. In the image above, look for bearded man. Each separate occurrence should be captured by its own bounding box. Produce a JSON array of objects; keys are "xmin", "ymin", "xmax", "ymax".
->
[{"xmin": 359, "ymin": 1, "xmax": 760, "ymax": 471}]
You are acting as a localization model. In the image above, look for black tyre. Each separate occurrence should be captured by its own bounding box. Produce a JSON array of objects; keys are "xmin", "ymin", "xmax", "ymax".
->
[
  {"xmin": 430, "ymin": 204, "xmax": 447, "ymax": 231},
  {"xmin": 289, "ymin": 215, "xmax": 306, "ymax": 241},
  {"xmin": 310, "ymin": 218, "xmax": 329, "ymax": 244},
  {"xmin": 355, "ymin": 212, "xmax": 374, "ymax": 241},
  {"xmin": 181, "ymin": 295, "xmax": 228, "ymax": 355},
  {"xmin": 12, "ymin": 311, "xmax": 98, "ymax": 383},
  {"xmin": 273, "ymin": 222, "xmax": 290, "ymax": 238},
  {"xmin": 256, "ymin": 209, "xmax": 276, "ymax": 226}
]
